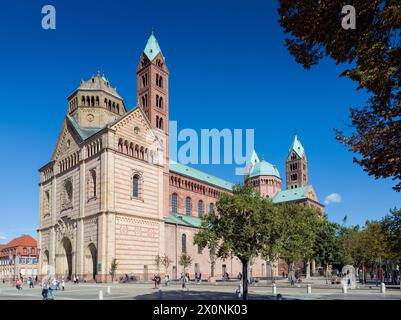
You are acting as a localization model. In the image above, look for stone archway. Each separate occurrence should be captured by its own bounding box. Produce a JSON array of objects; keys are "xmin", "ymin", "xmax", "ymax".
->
[
  {"xmin": 56, "ymin": 237, "xmax": 73, "ymax": 280},
  {"xmin": 85, "ymin": 243, "xmax": 98, "ymax": 281}
]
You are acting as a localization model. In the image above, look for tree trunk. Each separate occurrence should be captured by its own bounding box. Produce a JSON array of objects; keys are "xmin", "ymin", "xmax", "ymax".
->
[
  {"xmin": 306, "ymin": 260, "xmax": 311, "ymax": 279},
  {"xmin": 242, "ymin": 259, "xmax": 248, "ymax": 300}
]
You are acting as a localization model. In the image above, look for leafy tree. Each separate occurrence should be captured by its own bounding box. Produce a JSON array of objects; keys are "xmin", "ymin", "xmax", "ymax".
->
[
  {"xmin": 382, "ymin": 208, "xmax": 401, "ymax": 260},
  {"xmin": 161, "ymin": 254, "xmax": 172, "ymax": 275},
  {"xmin": 179, "ymin": 253, "xmax": 193, "ymax": 272},
  {"xmin": 109, "ymin": 258, "xmax": 118, "ymax": 282},
  {"xmin": 279, "ymin": 203, "xmax": 321, "ymax": 278},
  {"xmin": 155, "ymin": 254, "xmax": 162, "ymax": 272},
  {"xmin": 313, "ymin": 220, "xmax": 342, "ymax": 276},
  {"xmin": 278, "ymin": 0, "xmax": 401, "ymax": 191},
  {"xmin": 194, "ymin": 184, "xmax": 281, "ymax": 300}
]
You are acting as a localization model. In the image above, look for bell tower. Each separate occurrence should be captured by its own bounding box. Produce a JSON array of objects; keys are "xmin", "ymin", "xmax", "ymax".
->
[
  {"xmin": 136, "ymin": 31, "xmax": 169, "ymax": 135},
  {"xmin": 136, "ymin": 32, "xmax": 170, "ymax": 217},
  {"xmin": 286, "ymin": 135, "xmax": 308, "ymax": 189}
]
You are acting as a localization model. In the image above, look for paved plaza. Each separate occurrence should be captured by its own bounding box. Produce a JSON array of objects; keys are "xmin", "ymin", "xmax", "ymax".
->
[{"xmin": 1, "ymin": 278, "xmax": 401, "ymax": 300}]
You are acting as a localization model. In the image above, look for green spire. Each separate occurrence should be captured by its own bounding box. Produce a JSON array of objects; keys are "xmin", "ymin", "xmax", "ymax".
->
[
  {"xmin": 143, "ymin": 31, "xmax": 163, "ymax": 61},
  {"xmin": 288, "ymin": 134, "xmax": 305, "ymax": 158}
]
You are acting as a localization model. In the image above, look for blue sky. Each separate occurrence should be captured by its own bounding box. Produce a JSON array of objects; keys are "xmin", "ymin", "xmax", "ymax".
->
[{"xmin": 0, "ymin": 0, "xmax": 399, "ymax": 241}]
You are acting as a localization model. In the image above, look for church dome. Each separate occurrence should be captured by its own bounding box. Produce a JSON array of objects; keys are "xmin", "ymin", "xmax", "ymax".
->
[{"xmin": 249, "ymin": 160, "xmax": 281, "ymax": 179}]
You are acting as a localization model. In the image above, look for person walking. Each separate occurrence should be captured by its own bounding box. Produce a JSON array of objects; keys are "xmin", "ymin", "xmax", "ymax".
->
[
  {"xmin": 61, "ymin": 277, "xmax": 65, "ymax": 291},
  {"xmin": 41, "ymin": 277, "xmax": 49, "ymax": 300},
  {"xmin": 164, "ymin": 274, "xmax": 170, "ymax": 286},
  {"xmin": 180, "ymin": 272, "xmax": 187, "ymax": 290},
  {"xmin": 29, "ymin": 277, "xmax": 34, "ymax": 288},
  {"xmin": 16, "ymin": 278, "xmax": 22, "ymax": 291}
]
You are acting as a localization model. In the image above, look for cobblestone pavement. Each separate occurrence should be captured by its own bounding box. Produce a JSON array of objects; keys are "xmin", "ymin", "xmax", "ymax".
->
[{"xmin": 1, "ymin": 280, "xmax": 400, "ymax": 300}]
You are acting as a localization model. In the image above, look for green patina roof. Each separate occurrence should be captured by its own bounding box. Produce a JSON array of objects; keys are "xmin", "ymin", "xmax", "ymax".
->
[
  {"xmin": 67, "ymin": 115, "xmax": 102, "ymax": 141},
  {"xmin": 143, "ymin": 32, "xmax": 163, "ymax": 61},
  {"xmin": 249, "ymin": 160, "xmax": 281, "ymax": 179},
  {"xmin": 165, "ymin": 214, "xmax": 202, "ymax": 228},
  {"xmin": 272, "ymin": 186, "xmax": 310, "ymax": 203},
  {"xmin": 288, "ymin": 135, "xmax": 305, "ymax": 159},
  {"xmin": 169, "ymin": 161, "xmax": 234, "ymax": 191}
]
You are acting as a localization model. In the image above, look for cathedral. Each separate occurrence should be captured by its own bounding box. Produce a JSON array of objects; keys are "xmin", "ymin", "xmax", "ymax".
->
[{"xmin": 38, "ymin": 33, "xmax": 324, "ymax": 282}]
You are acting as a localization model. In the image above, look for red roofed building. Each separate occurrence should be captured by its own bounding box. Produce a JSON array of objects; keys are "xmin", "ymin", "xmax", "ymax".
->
[{"xmin": 0, "ymin": 235, "xmax": 38, "ymax": 281}]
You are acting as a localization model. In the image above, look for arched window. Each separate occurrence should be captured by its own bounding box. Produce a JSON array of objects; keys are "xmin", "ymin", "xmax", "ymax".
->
[
  {"xmin": 159, "ymin": 118, "xmax": 163, "ymax": 130},
  {"xmin": 156, "ymin": 116, "xmax": 159, "ymax": 129},
  {"xmin": 132, "ymin": 174, "xmax": 140, "ymax": 198},
  {"xmin": 156, "ymin": 94, "xmax": 159, "ymax": 107},
  {"xmin": 159, "ymin": 96, "xmax": 163, "ymax": 109},
  {"xmin": 159, "ymin": 76, "xmax": 163, "ymax": 88},
  {"xmin": 185, "ymin": 197, "xmax": 192, "ymax": 216},
  {"xmin": 182, "ymin": 234, "xmax": 187, "ymax": 253},
  {"xmin": 172, "ymin": 193, "xmax": 178, "ymax": 213},
  {"xmin": 209, "ymin": 203, "xmax": 214, "ymax": 214},
  {"xmin": 82, "ymin": 96, "xmax": 85, "ymax": 106},
  {"xmin": 198, "ymin": 200, "xmax": 203, "ymax": 217},
  {"xmin": 95, "ymin": 96, "xmax": 99, "ymax": 106}
]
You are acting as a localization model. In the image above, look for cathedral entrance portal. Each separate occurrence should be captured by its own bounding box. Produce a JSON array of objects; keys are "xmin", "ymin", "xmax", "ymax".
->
[
  {"xmin": 60, "ymin": 237, "xmax": 73, "ymax": 280},
  {"xmin": 85, "ymin": 243, "xmax": 98, "ymax": 281}
]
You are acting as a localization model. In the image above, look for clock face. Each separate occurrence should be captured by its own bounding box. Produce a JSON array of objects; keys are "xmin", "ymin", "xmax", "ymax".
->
[{"xmin": 87, "ymin": 114, "xmax": 94, "ymax": 122}]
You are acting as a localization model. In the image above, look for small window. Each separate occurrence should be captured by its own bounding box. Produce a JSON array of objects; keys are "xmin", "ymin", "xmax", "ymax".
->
[
  {"xmin": 185, "ymin": 197, "xmax": 192, "ymax": 216},
  {"xmin": 182, "ymin": 234, "xmax": 187, "ymax": 253},
  {"xmin": 133, "ymin": 174, "xmax": 140, "ymax": 198},
  {"xmin": 172, "ymin": 193, "xmax": 178, "ymax": 213},
  {"xmin": 198, "ymin": 200, "xmax": 203, "ymax": 218}
]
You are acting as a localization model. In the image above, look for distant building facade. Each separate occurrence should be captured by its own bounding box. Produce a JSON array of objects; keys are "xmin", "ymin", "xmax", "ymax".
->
[
  {"xmin": 38, "ymin": 33, "xmax": 324, "ymax": 282},
  {"xmin": 0, "ymin": 235, "xmax": 38, "ymax": 280}
]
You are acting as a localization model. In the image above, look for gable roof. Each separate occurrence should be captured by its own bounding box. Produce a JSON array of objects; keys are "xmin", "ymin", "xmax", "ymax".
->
[
  {"xmin": 2, "ymin": 235, "xmax": 37, "ymax": 249},
  {"xmin": 66, "ymin": 115, "xmax": 103, "ymax": 141},
  {"xmin": 169, "ymin": 161, "xmax": 234, "ymax": 191},
  {"xmin": 272, "ymin": 186, "xmax": 310, "ymax": 203}
]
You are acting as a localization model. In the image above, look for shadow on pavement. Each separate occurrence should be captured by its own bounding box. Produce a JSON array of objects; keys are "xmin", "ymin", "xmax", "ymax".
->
[{"xmin": 134, "ymin": 290, "xmax": 291, "ymax": 300}]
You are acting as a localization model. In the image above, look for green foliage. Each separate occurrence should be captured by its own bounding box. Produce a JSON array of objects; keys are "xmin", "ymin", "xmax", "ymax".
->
[
  {"xmin": 109, "ymin": 258, "xmax": 118, "ymax": 281},
  {"xmin": 381, "ymin": 208, "xmax": 401, "ymax": 259},
  {"xmin": 279, "ymin": 203, "xmax": 321, "ymax": 264},
  {"xmin": 194, "ymin": 184, "xmax": 322, "ymax": 299},
  {"xmin": 278, "ymin": 0, "xmax": 401, "ymax": 191},
  {"xmin": 179, "ymin": 253, "xmax": 192, "ymax": 271},
  {"xmin": 313, "ymin": 219, "xmax": 343, "ymax": 268},
  {"xmin": 155, "ymin": 254, "xmax": 162, "ymax": 272},
  {"xmin": 161, "ymin": 254, "xmax": 172, "ymax": 273}
]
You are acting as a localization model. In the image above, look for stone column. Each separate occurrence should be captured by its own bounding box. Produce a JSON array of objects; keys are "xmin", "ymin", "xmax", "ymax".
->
[{"xmin": 49, "ymin": 176, "xmax": 57, "ymax": 275}]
